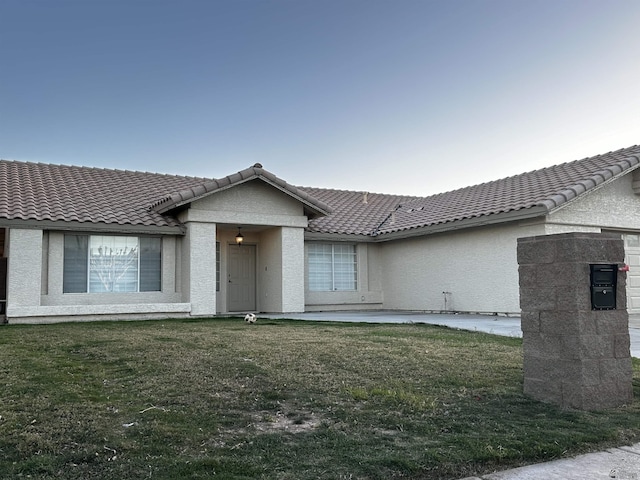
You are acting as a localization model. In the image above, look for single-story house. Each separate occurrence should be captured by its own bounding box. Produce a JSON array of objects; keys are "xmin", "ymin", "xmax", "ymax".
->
[{"xmin": 1, "ymin": 143, "xmax": 640, "ymax": 323}]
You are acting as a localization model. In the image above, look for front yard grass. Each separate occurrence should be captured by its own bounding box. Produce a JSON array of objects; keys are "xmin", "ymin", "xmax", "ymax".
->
[{"xmin": 1, "ymin": 318, "xmax": 640, "ymax": 479}]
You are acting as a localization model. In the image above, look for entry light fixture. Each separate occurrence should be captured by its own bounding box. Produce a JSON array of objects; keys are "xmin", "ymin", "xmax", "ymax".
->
[{"xmin": 235, "ymin": 227, "xmax": 244, "ymax": 245}]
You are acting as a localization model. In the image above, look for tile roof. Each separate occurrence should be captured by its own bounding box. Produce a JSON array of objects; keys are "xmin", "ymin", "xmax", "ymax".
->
[
  {"xmin": 0, "ymin": 161, "xmax": 205, "ymax": 229},
  {"xmin": 1, "ymin": 144, "xmax": 639, "ymax": 238},
  {"xmin": 0, "ymin": 161, "xmax": 329, "ymax": 230},
  {"xmin": 305, "ymin": 144, "xmax": 640, "ymax": 237},
  {"xmin": 302, "ymin": 188, "xmax": 417, "ymax": 236}
]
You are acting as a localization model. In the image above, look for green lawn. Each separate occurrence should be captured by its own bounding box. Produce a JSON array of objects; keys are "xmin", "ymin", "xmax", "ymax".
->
[{"xmin": 1, "ymin": 318, "xmax": 639, "ymax": 479}]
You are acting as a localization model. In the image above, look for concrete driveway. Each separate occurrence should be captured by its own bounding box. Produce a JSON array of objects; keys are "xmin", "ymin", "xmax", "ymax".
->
[{"xmin": 260, "ymin": 311, "xmax": 640, "ymax": 358}]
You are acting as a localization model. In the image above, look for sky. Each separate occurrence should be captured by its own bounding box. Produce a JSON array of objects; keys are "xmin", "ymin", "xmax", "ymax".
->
[{"xmin": 1, "ymin": 0, "xmax": 640, "ymax": 197}]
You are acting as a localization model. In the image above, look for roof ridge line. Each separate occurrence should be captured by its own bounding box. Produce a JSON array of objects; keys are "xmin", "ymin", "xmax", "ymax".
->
[
  {"xmin": 412, "ymin": 144, "xmax": 640, "ymax": 201},
  {"xmin": 298, "ymin": 185, "xmax": 426, "ymax": 200},
  {"xmin": 0, "ymin": 158, "xmax": 210, "ymax": 182}
]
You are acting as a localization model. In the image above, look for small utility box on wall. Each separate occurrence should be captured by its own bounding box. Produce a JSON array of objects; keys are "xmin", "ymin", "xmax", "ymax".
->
[
  {"xmin": 517, "ymin": 232, "xmax": 632, "ymax": 411},
  {"xmin": 590, "ymin": 264, "xmax": 617, "ymax": 310}
]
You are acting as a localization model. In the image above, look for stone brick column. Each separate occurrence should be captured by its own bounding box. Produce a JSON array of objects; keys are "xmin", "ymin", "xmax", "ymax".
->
[{"xmin": 517, "ymin": 232, "xmax": 632, "ymax": 410}]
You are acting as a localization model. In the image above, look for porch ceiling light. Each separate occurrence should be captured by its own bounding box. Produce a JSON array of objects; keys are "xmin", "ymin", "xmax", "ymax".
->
[{"xmin": 235, "ymin": 227, "xmax": 244, "ymax": 245}]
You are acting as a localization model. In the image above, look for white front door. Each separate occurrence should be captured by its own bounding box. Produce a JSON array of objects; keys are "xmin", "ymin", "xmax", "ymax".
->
[{"xmin": 228, "ymin": 244, "xmax": 256, "ymax": 312}]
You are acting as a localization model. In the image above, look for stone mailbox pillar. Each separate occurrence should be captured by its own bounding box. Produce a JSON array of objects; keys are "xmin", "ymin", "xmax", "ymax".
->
[{"xmin": 517, "ymin": 232, "xmax": 632, "ymax": 410}]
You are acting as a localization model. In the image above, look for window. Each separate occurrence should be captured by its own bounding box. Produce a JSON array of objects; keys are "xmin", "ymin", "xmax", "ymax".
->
[
  {"xmin": 626, "ymin": 235, "xmax": 640, "ymax": 248},
  {"xmin": 308, "ymin": 243, "xmax": 357, "ymax": 291},
  {"xmin": 63, "ymin": 234, "xmax": 161, "ymax": 293}
]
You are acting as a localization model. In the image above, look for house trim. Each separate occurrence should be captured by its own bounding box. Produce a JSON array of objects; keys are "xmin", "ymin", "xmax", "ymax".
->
[
  {"xmin": 8, "ymin": 302, "xmax": 191, "ymax": 320},
  {"xmin": 0, "ymin": 219, "xmax": 185, "ymax": 235},
  {"xmin": 370, "ymin": 205, "xmax": 549, "ymax": 242}
]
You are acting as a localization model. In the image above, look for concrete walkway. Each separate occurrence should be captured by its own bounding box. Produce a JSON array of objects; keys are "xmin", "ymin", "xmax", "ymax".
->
[
  {"xmin": 462, "ymin": 444, "xmax": 640, "ymax": 479},
  {"xmin": 260, "ymin": 311, "xmax": 640, "ymax": 480}
]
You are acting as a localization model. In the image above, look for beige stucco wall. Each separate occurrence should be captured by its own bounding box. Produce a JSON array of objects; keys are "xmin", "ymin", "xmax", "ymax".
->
[
  {"xmin": 182, "ymin": 180, "xmax": 308, "ymax": 228},
  {"xmin": 6, "ymin": 228, "xmax": 43, "ymax": 312},
  {"xmin": 281, "ymin": 227, "xmax": 305, "ymax": 312},
  {"xmin": 258, "ymin": 227, "xmax": 283, "ymax": 312},
  {"xmin": 379, "ymin": 223, "xmax": 546, "ymax": 314},
  {"xmin": 182, "ymin": 222, "xmax": 217, "ymax": 316},
  {"xmin": 546, "ymin": 174, "xmax": 640, "ymax": 232},
  {"xmin": 257, "ymin": 227, "xmax": 305, "ymax": 313}
]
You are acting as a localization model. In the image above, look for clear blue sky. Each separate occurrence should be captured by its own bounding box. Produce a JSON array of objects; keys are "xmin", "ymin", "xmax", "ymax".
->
[{"xmin": 1, "ymin": 0, "xmax": 639, "ymax": 196}]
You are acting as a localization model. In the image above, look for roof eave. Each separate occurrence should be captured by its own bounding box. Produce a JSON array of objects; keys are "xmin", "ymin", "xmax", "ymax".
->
[
  {"xmin": 304, "ymin": 231, "xmax": 376, "ymax": 243},
  {"xmin": 0, "ymin": 218, "xmax": 186, "ymax": 235},
  {"xmin": 153, "ymin": 176, "xmax": 254, "ymax": 214},
  {"xmin": 543, "ymin": 159, "xmax": 640, "ymax": 214},
  {"xmin": 154, "ymin": 171, "xmax": 332, "ymax": 218},
  {"xmin": 371, "ymin": 205, "xmax": 550, "ymax": 242}
]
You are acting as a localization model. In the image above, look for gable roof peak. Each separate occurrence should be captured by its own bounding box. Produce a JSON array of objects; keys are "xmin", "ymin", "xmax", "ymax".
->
[{"xmin": 151, "ymin": 163, "xmax": 332, "ymax": 218}]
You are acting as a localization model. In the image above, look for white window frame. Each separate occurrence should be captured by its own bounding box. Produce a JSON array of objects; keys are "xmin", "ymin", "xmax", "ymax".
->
[{"xmin": 308, "ymin": 243, "xmax": 357, "ymax": 291}]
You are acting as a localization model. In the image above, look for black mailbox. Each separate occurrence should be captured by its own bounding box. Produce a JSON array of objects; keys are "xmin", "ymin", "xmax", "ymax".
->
[{"xmin": 590, "ymin": 264, "xmax": 617, "ymax": 310}]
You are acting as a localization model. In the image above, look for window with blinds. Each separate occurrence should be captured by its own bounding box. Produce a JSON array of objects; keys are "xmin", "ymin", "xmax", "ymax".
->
[{"xmin": 308, "ymin": 243, "xmax": 357, "ymax": 291}]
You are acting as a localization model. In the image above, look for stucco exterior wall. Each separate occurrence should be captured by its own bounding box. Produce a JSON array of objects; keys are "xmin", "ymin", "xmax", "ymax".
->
[
  {"xmin": 183, "ymin": 222, "xmax": 217, "ymax": 316},
  {"xmin": 6, "ymin": 228, "xmax": 43, "ymax": 312},
  {"xmin": 379, "ymin": 223, "xmax": 545, "ymax": 314},
  {"xmin": 214, "ymin": 231, "xmax": 230, "ymax": 313},
  {"xmin": 258, "ymin": 227, "xmax": 283, "ymax": 312},
  {"xmin": 182, "ymin": 180, "xmax": 308, "ymax": 228},
  {"xmin": 546, "ymin": 174, "xmax": 640, "ymax": 231},
  {"xmin": 281, "ymin": 227, "xmax": 305, "ymax": 312}
]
